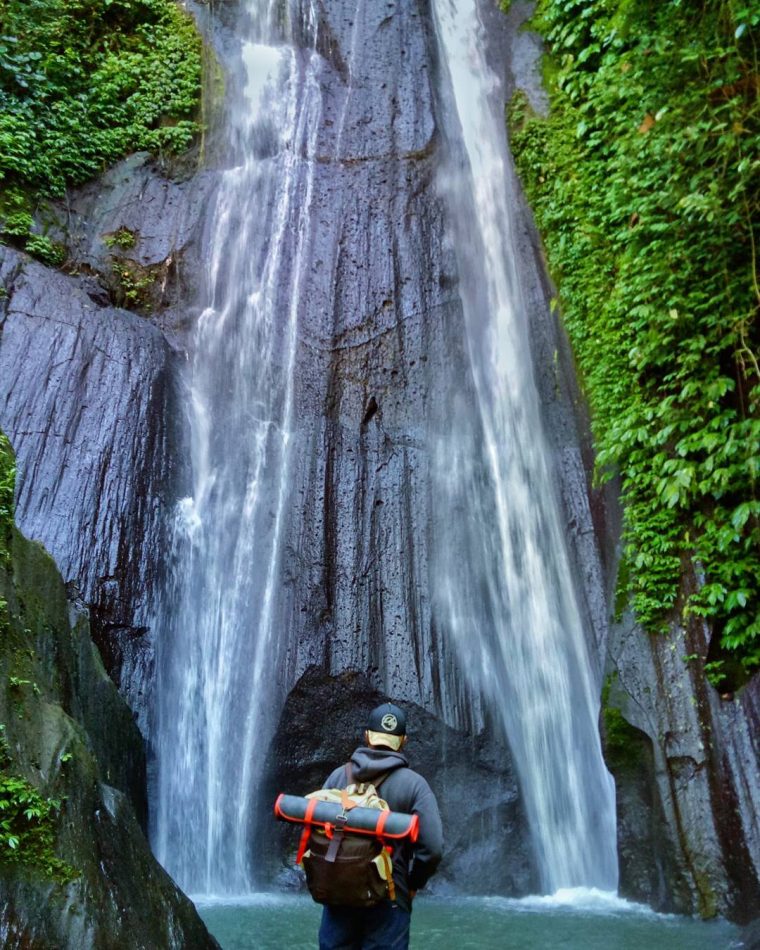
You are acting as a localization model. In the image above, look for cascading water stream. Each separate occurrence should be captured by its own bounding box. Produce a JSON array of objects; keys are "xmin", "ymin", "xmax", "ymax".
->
[
  {"xmin": 151, "ymin": 0, "xmax": 617, "ymax": 901},
  {"xmin": 152, "ymin": 1, "xmax": 322, "ymax": 896},
  {"xmin": 430, "ymin": 0, "xmax": 619, "ymax": 892}
]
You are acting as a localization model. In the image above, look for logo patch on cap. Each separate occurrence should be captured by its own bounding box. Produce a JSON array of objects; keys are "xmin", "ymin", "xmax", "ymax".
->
[{"xmin": 381, "ymin": 713, "xmax": 398, "ymax": 732}]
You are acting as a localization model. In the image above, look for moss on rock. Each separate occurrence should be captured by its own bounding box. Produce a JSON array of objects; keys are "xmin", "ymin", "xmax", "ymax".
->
[{"xmin": 0, "ymin": 436, "xmax": 217, "ymax": 948}]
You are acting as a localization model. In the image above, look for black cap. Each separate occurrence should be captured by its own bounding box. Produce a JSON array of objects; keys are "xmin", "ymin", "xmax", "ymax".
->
[{"xmin": 367, "ymin": 702, "xmax": 407, "ymax": 736}]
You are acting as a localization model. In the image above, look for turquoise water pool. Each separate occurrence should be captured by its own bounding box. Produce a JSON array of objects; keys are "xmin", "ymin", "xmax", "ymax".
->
[{"xmin": 196, "ymin": 889, "xmax": 740, "ymax": 949}]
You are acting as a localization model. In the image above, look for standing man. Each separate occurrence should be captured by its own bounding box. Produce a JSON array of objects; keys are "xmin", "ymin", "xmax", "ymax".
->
[{"xmin": 318, "ymin": 702, "xmax": 443, "ymax": 950}]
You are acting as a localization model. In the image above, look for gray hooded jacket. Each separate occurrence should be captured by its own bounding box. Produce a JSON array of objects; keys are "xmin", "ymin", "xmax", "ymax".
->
[{"xmin": 323, "ymin": 746, "xmax": 443, "ymax": 911}]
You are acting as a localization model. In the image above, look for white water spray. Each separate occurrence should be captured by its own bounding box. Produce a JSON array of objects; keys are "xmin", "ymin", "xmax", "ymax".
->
[
  {"xmin": 431, "ymin": 0, "xmax": 618, "ymax": 891},
  {"xmin": 152, "ymin": 1, "xmax": 322, "ymax": 895}
]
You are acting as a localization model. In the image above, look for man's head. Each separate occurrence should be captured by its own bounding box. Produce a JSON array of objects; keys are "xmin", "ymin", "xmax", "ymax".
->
[{"xmin": 365, "ymin": 702, "xmax": 408, "ymax": 752}]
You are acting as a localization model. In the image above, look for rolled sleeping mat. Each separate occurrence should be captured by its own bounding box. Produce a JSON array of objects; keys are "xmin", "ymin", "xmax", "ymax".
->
[{"xmin": 274, "ymin": 794, "xmax": 419, "ymax": 842}]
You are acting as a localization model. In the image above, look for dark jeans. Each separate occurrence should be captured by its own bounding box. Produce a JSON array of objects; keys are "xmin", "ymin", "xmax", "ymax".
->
[{"xmin": 318, "ymin": 901, "xmax": 411, "ymax": 950}]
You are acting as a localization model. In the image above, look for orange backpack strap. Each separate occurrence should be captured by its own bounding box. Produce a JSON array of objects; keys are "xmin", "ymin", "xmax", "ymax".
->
[{"xmin": 296, "ymin": 797, "xmax": 319, "ymax": 865}]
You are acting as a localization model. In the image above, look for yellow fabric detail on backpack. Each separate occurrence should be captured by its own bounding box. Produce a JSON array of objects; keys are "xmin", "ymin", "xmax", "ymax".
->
[{"xmin": 372, "ymin": 850, "xmax": 395, "ymax": 900}]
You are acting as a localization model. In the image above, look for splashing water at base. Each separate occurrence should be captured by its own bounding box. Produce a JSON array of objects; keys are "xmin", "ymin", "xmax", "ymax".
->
[{"xmin": 429, "ymin": 0, "xmax": 618, "ymax": 891}]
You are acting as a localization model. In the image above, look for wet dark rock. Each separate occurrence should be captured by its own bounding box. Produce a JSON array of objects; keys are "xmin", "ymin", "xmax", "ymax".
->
[
  {"xmin": 261, "ymin": 668, "xmax": 538, "ymax": 897},
  {"xmin": 742, "ymin": 918, "xmax": 760, "ymax": 950},
  {"xmin": 0, "ymin": 246, "xmax": 179, "ymax": 725},
  {"xmin": 270, "ymin": 0, "xmax": 612, "ymax": 747},
  {"xmin": 0, "ymin": 526, "xmax": 217, "ymax": 949},
  {"xmin": 47, "ymin": 151, "xmax": 214, "ymax": 345},
  {"xmin": 602, "ymin": 700, "xmax": 690, "ymax": 911},
  {"xmin": 605, "ymin": 608, "xmax": 760, "ymax": 920}
]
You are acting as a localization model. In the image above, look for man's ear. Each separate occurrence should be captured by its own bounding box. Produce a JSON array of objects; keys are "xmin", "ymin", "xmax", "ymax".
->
[
  {"xmin": 400, "ymin": 736, "xmax": 408, "ymax": 748},
  {"xmin": 364, "ymin": 730, "xmax": 370, "ymax": 745}
]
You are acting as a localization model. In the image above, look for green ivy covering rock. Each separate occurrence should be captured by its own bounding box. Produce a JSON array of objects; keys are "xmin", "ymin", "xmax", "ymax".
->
[
  {"xmin": 0, "ymin": 0, "xmax": 202, "ymax": 261},
  {"xmin": 509, "ymin": 0, "xmax": 759, "ymax": 683}
]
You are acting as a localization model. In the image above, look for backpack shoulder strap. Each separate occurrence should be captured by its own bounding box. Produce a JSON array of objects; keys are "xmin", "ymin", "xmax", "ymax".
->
[
  {"xmin": 373, "ymin": 770, "xmax": 393, "ymax": 791},
  {"xmin": 343, "ymin": 762, "xmax": 394, "ymax": 791}
]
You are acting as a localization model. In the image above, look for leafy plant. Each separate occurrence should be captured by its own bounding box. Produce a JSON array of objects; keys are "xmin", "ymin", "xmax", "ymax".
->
[
  {"xmin": 510, "ymin": 0, "xmax": 759, "ymax": 685},
  {"xmin": 0, "ymin": 433, "xmax": 14, "ymax": 565},
  {"xmin": 103, "ymin": 228, "xmax": 137, "ymax": 250},
  {"xmin": 111, "ymin": 260, "xmax": 154, "ymax": 310},
  {"xmin": 0, "ymin": 727, "xmax": 73, "ymax": 880},
  {"xmin": 0, "ymin": 0, "xmax": 202, "ymax": 228},
  {"xmin": 24, "ymin": 233, "xmax": 66, "ymax": 266}
]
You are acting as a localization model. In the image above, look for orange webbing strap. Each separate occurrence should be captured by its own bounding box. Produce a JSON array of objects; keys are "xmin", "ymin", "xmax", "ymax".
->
[
  {"xmin": 296, "ymin": 798, "xmax": 319, "ymax": 865},
  {"xmin": 381, "ymin": 848, "xmax": 396, "ymax": 900},
  {"xmin": 375, "ymin": 808, "xmax": 391, "ymax": 838},
  {"xmin": 375, "ymin": 809, "xmax": 394, "ymax": 898}
]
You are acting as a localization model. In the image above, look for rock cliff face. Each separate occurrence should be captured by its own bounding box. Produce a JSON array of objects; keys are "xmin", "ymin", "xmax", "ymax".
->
[
  {"xmin": 0, "ymin": 241, "xmax": 178, "ymax": 724},
  {"xmin": 1, "ymin": 0, "xmax": 757, "ymax": 927},
  {"xmin": 605, "ymin": 608, "xmax": 760, "ymax": 921},
  {"xmin": 0, "ymin": 524, "xmax": 217, "ymax": 948},
  {"xmin": 0, "ymin": 148, "xmax": 213, "ymax": 725},
  {"xmin": 0, "ymin": 0, "xmax": 586, "ymax": 899}
]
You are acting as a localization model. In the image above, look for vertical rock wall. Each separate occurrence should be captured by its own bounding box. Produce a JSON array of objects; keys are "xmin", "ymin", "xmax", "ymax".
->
[
  {"xmin": 606, "ymin": 609, "xmax": 760, "ymax": 921},
  {"xmin": 0, "ymin": 525, "xmax": 217, "ymax": 948},
  {"xmin": 0, "ymin": 247, "xmax": 174, "ymax": 722}
]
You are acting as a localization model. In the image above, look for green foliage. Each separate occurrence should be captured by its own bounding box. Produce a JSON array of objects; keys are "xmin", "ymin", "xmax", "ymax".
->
[
  {"xmin": 0, "ymin": 0, "xmax": 201, "ymax": 202},
  {"xmin": 510, "ymin": 0, "xmax": 759, "ymax": 680},
  {"xmin": 24, "ymin": 233, "xmax": 66, "ymax": 266},
  {"xmin": 0, "ymin": 726, "xmax": 73, "ymax": 880},
  {"xmin": 111, "ymin": 259, "xmax": 154, "ymax": 310},
  {"xmin": 0, "ymin": 433, "xmax": 14, "ymax": 565},
  {"xmin": 103, "ymin": 227, "xmax": 137, "ymax": 250}
]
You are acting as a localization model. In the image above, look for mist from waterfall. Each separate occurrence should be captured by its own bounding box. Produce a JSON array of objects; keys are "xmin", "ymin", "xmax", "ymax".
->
[
  {"xmin": 430, "ymin": 0, "xmax": 619, "ymax": 892},
  {"xmin": 152, "ymin": 1, "xmax": 322, "ymax": 896}
]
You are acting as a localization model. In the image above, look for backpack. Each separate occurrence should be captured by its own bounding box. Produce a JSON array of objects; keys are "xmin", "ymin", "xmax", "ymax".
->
[{"xmin": 299, "ymin": 764, "xmax": 396, "ymax": 907}]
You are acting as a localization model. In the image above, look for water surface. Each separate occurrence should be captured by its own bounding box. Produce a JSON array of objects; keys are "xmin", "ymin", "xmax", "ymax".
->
[{"xmin": 197, "ymin": 892, "xmax": 739, "ymax": 949}]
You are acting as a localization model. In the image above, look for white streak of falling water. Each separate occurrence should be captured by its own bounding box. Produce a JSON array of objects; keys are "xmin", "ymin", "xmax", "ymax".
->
[
  {"xmin": 152, "ymin": 0, "xmax": 321, "ymax": 896},
  {"xmin": 431, "ymin": 0, "xmax": 619, "ymax": 891}
]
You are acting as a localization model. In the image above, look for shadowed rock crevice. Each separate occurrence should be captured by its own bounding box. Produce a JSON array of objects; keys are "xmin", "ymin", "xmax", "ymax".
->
[
  {"xmin": 261, "ymin": 667, "xmax": 538, "ymax": 896},
  {"xmin": 606, "ymin": 605, "xmax": 760, "ymax": 920}
]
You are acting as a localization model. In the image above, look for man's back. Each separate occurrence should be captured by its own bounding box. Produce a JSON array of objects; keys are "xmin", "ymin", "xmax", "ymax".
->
[
  {"xmin": 323, "ymin": 745, "xmax": 443, "ymax": 912},
  {"xmin": 316, "ymin": 702, "xmax": 442, "ymax": 950}
]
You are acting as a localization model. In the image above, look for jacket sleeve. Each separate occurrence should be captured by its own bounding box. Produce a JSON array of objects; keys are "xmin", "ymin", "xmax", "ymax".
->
[{"xmin": 407, "ymin": 775, "xmax": 443, "ymax": 891}]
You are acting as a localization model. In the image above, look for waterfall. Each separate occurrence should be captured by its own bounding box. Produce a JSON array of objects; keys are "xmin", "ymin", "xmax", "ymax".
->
[
  {"xmin": 430, "ymin": 0, "xmax": 619, "ymax": 892},
  {"xmin": 150, "ymin": 0, "xmax": 618, "ymax": 899},
  {"xmin": 152, "ymin": 1, "xmax": 322, "ymax": 896}
]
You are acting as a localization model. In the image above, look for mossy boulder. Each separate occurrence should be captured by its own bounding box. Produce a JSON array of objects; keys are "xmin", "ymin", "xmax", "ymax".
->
[{"xmin": 0, "ymin": 524, "xmax": 218, "ymax": 949}]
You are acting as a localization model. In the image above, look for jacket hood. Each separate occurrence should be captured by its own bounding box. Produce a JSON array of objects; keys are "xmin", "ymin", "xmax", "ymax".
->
[{"xmin": 350, "ymin": 746, "xmax": 408, "ymax": 782}]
